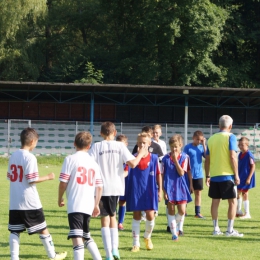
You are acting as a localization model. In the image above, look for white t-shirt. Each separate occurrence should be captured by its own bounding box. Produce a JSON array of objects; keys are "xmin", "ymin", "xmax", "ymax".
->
[
  {"xmin": 59, "ymin": 151, "xmax": 103, "ymax": 215},
  {"xmin": 7, "ymin": 149, "xmax": 42, "ymax": 210},
  {"xmin": 152, "ymin": 139, "xmax": 167, "ymax": 155},
  {"xmin": 88, "ymin": 140, "xmax": 135, "ymax": 196}
]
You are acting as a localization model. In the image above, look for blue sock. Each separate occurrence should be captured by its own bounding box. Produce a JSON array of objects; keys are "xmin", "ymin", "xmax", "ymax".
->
[
  {"xmin": 195, "ymin": 206, "xmax": 200, "ymax": 215},
  {"xmin": 118, "ymin": 206, "xmax": 126, "ymax": 224}
]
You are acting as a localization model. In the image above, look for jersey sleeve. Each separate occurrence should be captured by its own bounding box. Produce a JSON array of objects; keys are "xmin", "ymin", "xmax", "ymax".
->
[
  {"xmin": 181, "ymin": 157, "xmax": 189, "ymax": 172},
  {"xmin": 59, "ymin": 157, "xmax": 71, "ymax": 183},
  {"xmin": 229, "ymin": 134, "xmax": 238, "ymax": 151},
  {"xmin": 24, "ymin": 155, "xmax": 39, "ymax": 183},
  {"xmin": 94, "ymin": 165, "xmax": 103, "ymax": 187},
  {"xmin": 122, "ymin": 144, "xmax": 135, "ymax": 163},
  {"xmin": 88, "ymin": 144, "xmax": 97, "ymax": 161},
  {"xmin": 156, "ymin": 159, "xmax": 161, "ymax": 175}
]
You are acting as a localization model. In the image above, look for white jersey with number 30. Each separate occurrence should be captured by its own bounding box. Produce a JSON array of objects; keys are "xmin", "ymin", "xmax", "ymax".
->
[
  {"xmin": 59, "ymin": 151, "xmax": 103, "ymax": 215},
  {"xmin": 7, "ymin": 149, "xmax": 42, "ymax": 210}
]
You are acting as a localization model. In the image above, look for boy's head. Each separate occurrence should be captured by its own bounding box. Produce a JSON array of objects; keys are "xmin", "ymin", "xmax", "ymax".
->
[
  {"xmin": 141, "ymin": 126, "xmax": 153, "ymax": 138},
  {"xmin": 137, "ymin": 132, "xmax": 151, "ymax": 150},
  {"xmin": 169, "ymin": 134, "xmax": 183, "ymax": 153},
  {"xmin": 238, "ymin": 137, "xmax": 249, "ymax": 153},
  {"xmin": 20, "ymin": 128, "xmax": 39, "ymax": 150},
  {"xmin": 192, "ymin": 130, "xmax": 204, "ymax": 146},
  {"xmin": 116, "ymin": 134, "xmax": 128, "ymax": 147},
  {"xmin": 100, "ymin": 121, "xmax": 116, "ymax": 138},
  {"xmin": 153, "ymin": 124, "xmax": 162, "ymax": 141},
  {"xmin": 74, "ymin": 131, "xmax": 92, "ymax": 150}
]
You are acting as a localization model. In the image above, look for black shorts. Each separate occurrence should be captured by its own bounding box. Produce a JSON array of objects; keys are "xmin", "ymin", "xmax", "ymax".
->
[
  {"xmin": 192, "ymin": 178, "xmax": 203, "ymax": 191},
  {"xmin": 68, "ymin": 212, "xmax": 91, "ymax": 240},
  {"xmin": 8, "ymin": 208, "xmax": 47, "ymax": 235},
  {"xmin": 208, "ymin": 180, "xmax": 237, "ymax": 200},
  {"xmin": 99, "ymin": 196, "xmax": 119, "ymax": 217}
]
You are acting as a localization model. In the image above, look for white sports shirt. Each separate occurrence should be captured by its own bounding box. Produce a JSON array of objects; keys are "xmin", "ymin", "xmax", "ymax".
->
[
  {"xmin": 152, "ymin": 139, "xmax": 167, "ymax": 155},
  {"xmin": 88, "ymin": 140, "xmax": 135, "ymax": 196},
  {"xmin": 59, "ymin": 151, "xmax": 103, "ymax": 215},
  {"xmin": 7, "ymin": 149, "xmax": 42, "ymax": 210}
]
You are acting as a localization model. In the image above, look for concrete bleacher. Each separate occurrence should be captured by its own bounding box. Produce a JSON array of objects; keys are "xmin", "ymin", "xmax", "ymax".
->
[{"xmin": 0, "ymin": 120, "xmax": 260, "ymax": 159}]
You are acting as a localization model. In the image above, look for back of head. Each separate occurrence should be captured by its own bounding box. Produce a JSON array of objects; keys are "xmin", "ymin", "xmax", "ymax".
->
[
  {"xmin": 219, "ymin": 115, "xmax": 233, "ymax": 129},
  {"xmin": 141, "ymin": 126, "xmax": 153, "ymax": 136},
  {"xmin": 101, "ymin": 121, "xmax": 116, "ymax": 136},
  {"xmin": 169, "ymin": 134, "xmax": 183, "ymax": 147},
  {"xmin": 75, "ymin": 131, "xmax": 92, "ymax": 149},
  {"xmin": 193, "ymin": 130, "xmax": 204, "ymax": 138},
  {"xmin": 20, "ymin": 128, "xmax": 39, "ymax": 147},
  {"xmin": 116, "ymin": 134, "xmax": 128, "ymax": 142}
]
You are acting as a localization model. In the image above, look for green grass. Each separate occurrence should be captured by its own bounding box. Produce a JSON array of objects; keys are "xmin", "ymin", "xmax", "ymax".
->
[{"xmin": 1, "ymin": 159, "xmax": 260, "ymax": 259}]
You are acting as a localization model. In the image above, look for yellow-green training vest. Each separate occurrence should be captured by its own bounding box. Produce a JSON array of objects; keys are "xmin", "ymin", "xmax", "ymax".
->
[{"xmin": 207, "ymin": 132, "xmax": 234, "ymax": 178}]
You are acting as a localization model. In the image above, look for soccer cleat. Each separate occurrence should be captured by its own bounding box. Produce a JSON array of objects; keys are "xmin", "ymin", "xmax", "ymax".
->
[
  {"xmin": 118, "ymin": 223, "xmax": 124, "ymax": 230},
  {"xmin": 112, "ymin": 249, "xmax": 120, "ymax": 260},
  {"xmin": 240, "ymin": 214, "xmax": 251, "ymax": 219},
  {"xmin": 131, "ymin": 245, "xmax": 140, "ymax": 252},
  {"xmin": 49, "ymin": 252, "xmax": 67, "ymax": 260},
  {"xmin": 212, "ymin": 230, "xmax": 223, "ymax": 236},
  {"xmin": 166, "ymin": 226, "xmax": 171, "ymax": 233},
  {"xmin": 195, "ymin": 213, "xmax": 205, "ymax": 219},
  {"xmin": 172, "ymin": 235, "xmax": 178, "ymax": 241},
  {"xmin": 236, "ymin": 210, "xmax": 244, "ymax": 217},
  {"xmin": 225, "ymin": 230, "xmax": 244, "ymax": 237},
  {"xmin": 144, "ymin": 238, "xmax": 153, "ymax": 250},
  {"xmin": 178, "ymin": 230, "xmax": 184, "ymax": 236}
]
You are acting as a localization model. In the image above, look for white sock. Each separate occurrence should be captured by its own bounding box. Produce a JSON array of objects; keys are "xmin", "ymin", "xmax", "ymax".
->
[
  {"xmin": 144, "ymin": 219, "xmax": 155, "ymax": 239},
  {"xmin": 227, "ymin": 219, "xmax": 234, "ymax": 233},
  {"xmin": 85, "ymin": 238, "xmax": 102, "ymax": 260},
  {"xmin": 244, "ymin": 200, "xmax": 250, "ymax": 215},
  {"xmin": 9, "ymin": 232, "xmax": 20, "ymax": 260},
  {"xmin": 39, "ymin": 234, "xmax": 55, "ymax": 258},
  {"xmin": 237, "ymin": 198, "xmax": 242, "ymax": 212},
  {"xmin": 110, "ymin": 227, "xmax": 119, "ymax": 251},
  {"xmin": 101, "ymin": 227, "xmax": 112, "ymax": 258},
  {"xmin": 132, "ymin": 219, "xmax": 141, "ymax": 247},
  {"xmin": 73, "ymin": 244, "xmax": 84, "ymax": 260},
  {"xmin": 168, "ymin": 215, "xmax": 177, "ymax": 236},
  {"xmin": 213, "ymin": 219, "xmax": 220, "ymax": 231},
  {"xmin": 178, "ymin": 214, "xmax": 185, "ymax": 232}
]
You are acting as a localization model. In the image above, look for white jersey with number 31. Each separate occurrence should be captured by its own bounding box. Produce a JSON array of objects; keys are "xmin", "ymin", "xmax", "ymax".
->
[{"xmin": 59, "ymin": 151, "xmax": 103, "ymax": 215}]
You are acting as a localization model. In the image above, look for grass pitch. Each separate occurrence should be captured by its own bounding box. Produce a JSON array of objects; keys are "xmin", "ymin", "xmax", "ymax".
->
[{"xmin": 0, "ymin": 157, "xmax": 260, "ymax": 259}]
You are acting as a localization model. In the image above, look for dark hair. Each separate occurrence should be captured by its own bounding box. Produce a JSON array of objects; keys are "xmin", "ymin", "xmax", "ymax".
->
[
  {"xmin": 74, "ymin": 132, "xmax": 92, "ymax": 149},
  {"xmin": 141, "ymin": 126, "xmax": 153, "ymax": 135},
  {"xmin": 20, "ymin": 128, "xmax": 39, "ymax": 147},
  {"xmin": 101, "ymin": 121, "xmax": 116, "ymax": 136},
  {"xmin": 116, "ymin": 134, "xmax": 128, "ymax": 142},
  {"xmin": 239, "ymin": 137, "xmax": 249, "ymax": 144},
  {"xmin": 193, "ymin": 130, "xmax": 204, "ymax": 138}
]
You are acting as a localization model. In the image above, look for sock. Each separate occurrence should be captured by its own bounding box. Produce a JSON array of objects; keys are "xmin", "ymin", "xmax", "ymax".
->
[
  {"xmin": 213, "ymin": 219, "xmax": 219, "ymax": 231},
  {"xmin": 144, "ymin": 219, "xmax": 155, "ymax": 239},
  {"xmin": 9, "ymin": 232, "xmax": 20, "ymax": 260},
  {"xmin": 244, "ymin": 200, "xmax": 250, "ymax": 215},
  {"xmin": 166, "ymin": 207, "xmax": 169, "ymax": 225},
  {"xmin": 132, "ymin": 219, "xmax": 141, "ymax": 247},
  {"xmin": 175, "ymin": 213, "xmax": 184, "ymax": 232},
  {"xmin": 110, "ymin": 228, "xmax": 119, "ymax": 251},
  {"xmin": 85, "ymin": 238, "xmax": 102, "ymax": 260},
  {"xmin": 227, "ymin": 219, "xmax": 234, "ymax": 233},
  {"xmin": 39, "ymin": 233, "xmax": 55, "ymax": 259},
  {"xmin": 73, "ymin": 244, "xmax": 84, "ymax": 260},
  {"xmin": 118, "ymin": 206, "xmax": 126, "ymax": 224},
  {"xmin": 237, "ymin": 198, "xmax": 242, "ymax": 213},
  {"xmin": 195, "ymin": 206, "xmax": 200, "ymax": 215},
  {"xmin": 168, "ymin": 215, "xmax": 177, "ymax": 236},
  {"xmin": 101, "ymin": 227, "xmax": 112, "ymax": 258}
]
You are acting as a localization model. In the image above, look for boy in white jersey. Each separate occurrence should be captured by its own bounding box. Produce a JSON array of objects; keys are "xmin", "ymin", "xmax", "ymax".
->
[
  {"xmin": 152, "ymin": 124, "xmax": 167, "ymax": 155},
  {"xmin": 58, "ymin": 131, "xmax": 103, "ymax": 260},
  {"xmin": 89, "ymin": 121, "xmax": 148, "ymax": 260},
  {"xmin": 7, "ymin": 127, "xmax": 67, "ymax": 260}
]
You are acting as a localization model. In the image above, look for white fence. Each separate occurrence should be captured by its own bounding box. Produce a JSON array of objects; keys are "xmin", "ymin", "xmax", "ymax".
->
[{"xmin": 0, "ymin": 119, "xmax": 259, "ymax": 159}]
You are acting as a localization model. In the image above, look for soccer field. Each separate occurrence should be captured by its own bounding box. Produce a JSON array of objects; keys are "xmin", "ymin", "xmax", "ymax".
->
[{"xmin": 0, "ymin": 158, "xmax": 260, "ymax": 260}]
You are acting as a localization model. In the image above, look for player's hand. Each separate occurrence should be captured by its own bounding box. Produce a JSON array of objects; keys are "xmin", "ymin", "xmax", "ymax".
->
[
  {"xmin": 234, "ymin": 176, "xmax": 240, "ymax": 185},
  {"xmin": 58, "ymin": 198, "xmax": 65, "ymax": 207},
  {"xmin": 202, "ymin": 137, "xmax": 206, "ymax": 145},
  {"xmin": 190, "ymin": 185, "xmax": 194, "ymax": 194},
  {"xmin": 138, "ymin": 144, "xmax": 148, "ymax": 156},
  {"xmin": 48, "ymin": 172, "xmax": 55, "ymax": 180},
  {"xmin": 158, "ymin": 191, "xmax": 162, "ymax": 202},
  {"xmin": 206, "ymin": 178, "xmax": 210, "ymax": 187},
  {"xmin": 163, "ymin": 192, "xmax": 168, "ymax": 201},
  {"xmin": 245, "ymin": 178, "xmax": 251, "ymax": 185},
  {"xmin": 92, "ymin": 206, "xmax": 100, "ymax": 217}
]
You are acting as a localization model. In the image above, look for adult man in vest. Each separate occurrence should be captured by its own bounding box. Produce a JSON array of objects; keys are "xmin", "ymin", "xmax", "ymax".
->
[{"xmin": 205, "ymin": 115, "xmax": 243, "ymax": 237}]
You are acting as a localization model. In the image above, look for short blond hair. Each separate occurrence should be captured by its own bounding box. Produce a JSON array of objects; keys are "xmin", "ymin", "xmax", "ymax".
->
[
  {"xmin": 153, "ymin": 124, "xmax": 162, "ymax": 130},
  {"xmin": 169, "ymin": 134, "xmax": 183, "ymax": 147},
  {"xmin": 239, "ymin": 137, "xmax": 249, "ymax": 145},
  {"xmin": 137, "ymin": 132, "xmax": 151, "ymax": 141}
]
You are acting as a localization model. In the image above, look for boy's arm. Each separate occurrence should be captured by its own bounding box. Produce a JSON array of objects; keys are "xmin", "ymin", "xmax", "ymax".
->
[
  {"xmin": 172, "ymin": 155, "xmax": 185, "ymax": 176},
  {"xmin": 187, "ymin": 169, "xmax": 194, "ymax": 194},
  {"xmin": 127, "ymin": 145, "xmax": 148, "ymax": 168},
  {"xmin": 205, "ymin": 154, "xmax": 210, "ymax": 187},
  {"xmin": 30, "ymin": 172, "xmax": 55, "ymax": 184},
  {"xmin": 202, "ymin": 138, "xmax": 207, "ymax": 157},
  {"xmin": 58, "ymin": 181, "xmax": 67, "ymax": 207},
  {"xmin": 230, "ymin": 150, "xmax": 239, "ymax": 185},
  {"xmin": 92, "ymin": 186, "xmax": 103, "ymax": 217},
  {"xmin": 156, "ymin": 172, "xmax": 162, "ymax": 202},
  {"xmin": 246, "ymin": 162, "xmax": 255, "ymax": 185}
]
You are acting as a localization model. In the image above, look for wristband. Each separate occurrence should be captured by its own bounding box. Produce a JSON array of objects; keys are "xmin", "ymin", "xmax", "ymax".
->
[{"xmin": 206, "ymin": 176, "xmax": 210, "ymax": 178}]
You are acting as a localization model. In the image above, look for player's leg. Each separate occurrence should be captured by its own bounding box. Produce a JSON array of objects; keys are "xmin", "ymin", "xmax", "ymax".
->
[
  {"xmin": 240, "ymin": 190, "xmax": 251, "ymax": 219},
  {"xmin": 167, "ymin": 202, "xmax": 178, "ymax": 241},
  {"xmin": 193, "ymin": 178, "xmax": 204, "ymax": 218},
  {"xmin": 176, "ymin": 202, "xmax": 186, "ymax": 235},
  {"xmin": 143, "ymin": 210, "xmax": 155, "ymax": 250},
  {"xmin": 236, "ymin": 189, "xmax": 243, "ymax": 216},
  {"xmin": 72, "ymin": 238, "xmax": 84, "ymax": 260},
  {"xmin": 118, "ymin": 200, "xmax": 126, "ymax": 230},
  {"xmin": 131, "ymin": 211, "xmax": 141, "ymax": 252}
]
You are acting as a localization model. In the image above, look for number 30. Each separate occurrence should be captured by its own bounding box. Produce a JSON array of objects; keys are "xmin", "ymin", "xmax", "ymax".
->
[{"xmin": 77, "ymin": 167, "xmax": 94, "ymax": 186}]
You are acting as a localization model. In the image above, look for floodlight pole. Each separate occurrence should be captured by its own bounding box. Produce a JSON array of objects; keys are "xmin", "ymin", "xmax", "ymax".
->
[{"xmin": 183, "ymin": 90, "xmax": 189, "ymax": 146}]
